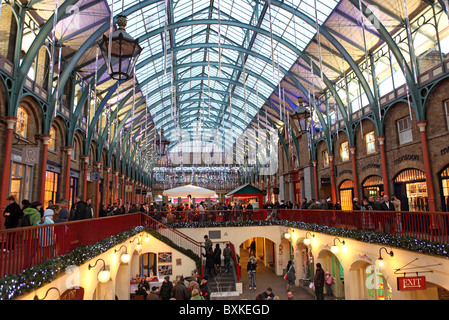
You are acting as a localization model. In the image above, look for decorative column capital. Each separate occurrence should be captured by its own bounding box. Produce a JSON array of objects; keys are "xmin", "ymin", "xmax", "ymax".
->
[
  {"xmin": 5, "ymin": 117, "xmax": 17, "ymax": 130},
  {"xmin": 378, "ymin": 136, "xmax": 385, "ymax": 145},
  {"xmin": 66, "ymin": 147, "xmax": 74, "ymax": 157},
  {"xmin": 349, "ymin": 146, "xmax": 356, "ymax": 155},
  {"xmin": 417, "ymin": 121, "xmax": 427, "ymax": 132},
  {"xmin": 42, "ymin": 134, "xmax": 51, "ymax": 145}
]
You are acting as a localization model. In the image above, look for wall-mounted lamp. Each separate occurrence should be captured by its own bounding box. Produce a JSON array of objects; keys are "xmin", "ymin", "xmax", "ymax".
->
[
  {"xmin": 303, "ymin": 232, "xmax": 315, "ymax": 245},
  {"xmin": 88, "ymin": 258, "xmax": 111, "ymax": 283},
  {"xmin": 130, "ymin": 237, "xmax": 141, "ymax": 250},
  {"xmin": 376, "ymin": 247, "xmax": 394, "ymax": 268},
  {"xmin": 33, "ymin": 287, "xmax": 61, "ymax": 300},
  {"xmin": 115, "ymin": 245, "xmax": 130, "ymax": 263},
  {"xmin": 331, "ymin": 238, "xmax": 345, "ymax": 254},
  {"xmin": 145, "ymin": 234, "xmax": 150, "ymax": 242}
]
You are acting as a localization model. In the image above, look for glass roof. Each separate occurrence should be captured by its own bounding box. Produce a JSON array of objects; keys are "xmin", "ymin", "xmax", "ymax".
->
[
  {"xmin": 105, "ymin": 0, "xmax": 339, "ymax": 152},
  {"xmin": 22, "ymin": 0, "xmax": 446, "ymax": 168}
]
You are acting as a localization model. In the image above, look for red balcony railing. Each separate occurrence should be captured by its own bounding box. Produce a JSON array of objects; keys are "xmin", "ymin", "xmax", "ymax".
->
[
  {"xmin": 1, "ymin": 209, "xmax": 448, "ymax": 279},
  {"xmin": 156, "ymin": 208, "xmax": 449, "ymax": 244},
  {"xmin": 0, "ymin": 214, "xmax": 141, "ymax": 278}
]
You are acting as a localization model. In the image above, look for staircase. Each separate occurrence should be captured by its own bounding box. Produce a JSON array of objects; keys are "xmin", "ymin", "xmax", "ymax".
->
[
  {"xmin": 143, "ymin": 214, "xmax": 241, "ymax": 299},
  {"xmin": 209, "ymin": 263, "xmax": 240, "ymax": 300}
]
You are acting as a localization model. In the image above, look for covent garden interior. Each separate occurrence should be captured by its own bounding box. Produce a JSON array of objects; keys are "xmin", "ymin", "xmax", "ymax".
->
[{"xmin": 0, "ymin": 0, "xmax": 449, "ymax": 310}]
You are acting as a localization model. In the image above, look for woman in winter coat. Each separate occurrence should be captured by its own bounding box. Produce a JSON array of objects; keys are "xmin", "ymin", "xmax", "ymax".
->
[
  {"xmin": 23, "ymin": 201, "xmax": 43, "ymax": 226},
  {"xmin": 285, "ymin": 260, "xmax": 296, "ymax": 292}
]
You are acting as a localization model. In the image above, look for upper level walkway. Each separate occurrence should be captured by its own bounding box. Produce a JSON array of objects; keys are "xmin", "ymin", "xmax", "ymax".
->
[{"xmin": 1, "ymin": 209, "xmax": 448, "ymax": 299}]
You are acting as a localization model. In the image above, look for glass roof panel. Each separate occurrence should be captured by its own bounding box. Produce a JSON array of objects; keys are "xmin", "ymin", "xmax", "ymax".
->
[{"xmin": 100, "ymin": 0, "xmax": 340, "ymax": 154}]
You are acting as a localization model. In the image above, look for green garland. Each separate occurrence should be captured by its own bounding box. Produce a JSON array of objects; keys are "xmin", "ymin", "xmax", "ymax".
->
[
  {"xmin": 0, "ymin": 226, "xmax": 200, "ymax": 300},
  {"xmin": 168, "ymin": 220, "xmax": 449, "ymax": 257}
]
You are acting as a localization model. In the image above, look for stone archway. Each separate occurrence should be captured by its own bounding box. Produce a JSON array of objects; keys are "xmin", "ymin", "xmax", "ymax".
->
[{"xmin": 317, "ymin": 249, "xmax": 345, "ymax": 299}]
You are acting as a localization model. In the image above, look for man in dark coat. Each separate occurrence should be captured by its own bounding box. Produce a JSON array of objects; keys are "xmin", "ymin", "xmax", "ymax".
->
[
  {"xmin": 159, "ymin": 276, "xmax": 173, "ymax": 300},
  {"xmin": 69, "ymin": 196, "xmax": 90, "ymax": 221},
  {"xmin": 3, "ymin": 196, "xmax": 23, "ymax": 229},
  {"xmin": 171, "ymin": 277, "xmax": 190, "ymax": 300},
  {"xmin": 203, "ymin": 247, "xmax": 215, "ymax": 278},
  {"xmin": 314, "ymin": 263, "xmax": 325, "ymax": 300}
]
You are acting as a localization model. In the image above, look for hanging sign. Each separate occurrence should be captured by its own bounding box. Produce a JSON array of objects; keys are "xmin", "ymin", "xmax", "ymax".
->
[
  {"xmin": 90, "ymin": 172, "xmax": 100, "ymax": 181},
  {"xmin": 397, "ymin": 276, "xmax": 427, "ymax": 291},
  {"xmin": 22, "ymin": 147, "xmax": 40, "ymax": 165}
]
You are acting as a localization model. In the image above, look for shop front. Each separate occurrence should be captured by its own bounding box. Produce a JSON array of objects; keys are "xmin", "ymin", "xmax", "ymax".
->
[
  {"xmin": 44, "ymin": 162, "xmax": 61, "ymax": 208},
  {"xmin": 339, "ymin": 180, "xmax": 354, "ymax": 210},
  {"xmin": 10, "ymin": 148, "xmax": 35, "ymax": 205},
  {"xmin": 293, "ymin": 171, "xmax": 301, "ymax": 205},
  {"xmin": 362, "ymin": 175, "xmax": 384, "ymax": 199},
  {"xmin": 69, "ymin": 170, "xmax": 80, "ymax": 207},
  {"xmin": 439, "ymin": 166, "xmax": 449, "ymax": 212},
  {"xmin": 394, "ymin": 169, "xmax": 428, "ymax": 212}
]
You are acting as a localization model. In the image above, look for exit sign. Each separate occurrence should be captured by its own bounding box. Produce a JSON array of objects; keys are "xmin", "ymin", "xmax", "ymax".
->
[{"xmin": 397, "ymin": 276, "xmax": 427, "ymax": 291}]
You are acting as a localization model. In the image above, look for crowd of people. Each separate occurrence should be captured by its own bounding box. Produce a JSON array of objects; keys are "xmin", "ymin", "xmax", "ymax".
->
[
  {"xmin": 3, "ymin": 193, "xmax": 404, "ymax": 231},
  {"xmin": 134, "ymin": 274, "xmax": 212, "ymax": 301},
  {"xmin": 300, "ymin": 194, "xmax": 401, "ymax": 212}
]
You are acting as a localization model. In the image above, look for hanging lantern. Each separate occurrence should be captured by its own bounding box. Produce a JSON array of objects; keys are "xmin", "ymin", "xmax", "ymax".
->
[
  {"xmin": 156, "ymin": 129, "xmax": 170, "ymax": 157},
  {"xmin": 290, "ymin": 97, "xmax": 311, "ymax": 134},
  {"xmin": 98, "ymin": 15, "xmax": 143, "ymax": 81}
]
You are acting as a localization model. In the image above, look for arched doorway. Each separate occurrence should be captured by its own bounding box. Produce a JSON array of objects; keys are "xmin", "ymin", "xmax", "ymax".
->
[
  {"xmin": 394, "ymin": 169, "xmax": 428, "ymax": 211},
  {"xmin": 296, "ymin": 242, "xmax": 314, "ymax": 283},
  {"xmin": 317, "ymin": 250, "xmax": 345, "ymax": 299},
  {"xmin": 362, "ymin": 175, "xmax": 384, "ymax": 199},
  {"xmin": 92, "ymin": 278, "xmax": 114, "ymax": 300},
  {"xmin": 348, "ymin": 261, "xmax": 392, "ymax": 300},
  {"xmin": 339, "ymin": 180, "xmax": 354, "ymax": 210}
]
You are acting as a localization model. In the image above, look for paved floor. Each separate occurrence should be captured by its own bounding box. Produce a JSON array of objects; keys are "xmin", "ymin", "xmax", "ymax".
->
[{"xmin": 236, "ymin": 248, "xmax": 315, "ymax": 301}]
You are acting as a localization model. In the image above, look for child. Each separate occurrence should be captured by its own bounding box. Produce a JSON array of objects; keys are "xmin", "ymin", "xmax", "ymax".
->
[{"xmin": 325, "ymin": 271, "xmax": 335, "ymax": 296}]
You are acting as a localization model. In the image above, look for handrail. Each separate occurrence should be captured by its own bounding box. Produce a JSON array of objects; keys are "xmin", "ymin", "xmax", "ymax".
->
[
  {"xmin": 140, "ymin": 213, "xmax": 204, "ymax": 277},
  {"xmin": 0, "ymin": 213, "xmax": 141, "ymax": 278}
]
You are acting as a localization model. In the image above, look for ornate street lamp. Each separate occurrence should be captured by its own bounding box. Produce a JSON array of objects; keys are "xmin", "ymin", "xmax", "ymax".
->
[
  {"xmin": 290, "ymin": 96, "xmax": 312, "ymax": 134},
  {"xmin": 156, "ymin": 129, "xmax": 170, "ymax": 157},
  {"xmin": 98, "ymin": 15, "xmax": 143, "ymax": 81}
]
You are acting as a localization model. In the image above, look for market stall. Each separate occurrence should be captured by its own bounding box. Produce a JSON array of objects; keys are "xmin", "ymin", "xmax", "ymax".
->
[{"xmin": 225, "ymin": 183, "xmax": 264, "ymax": 209}]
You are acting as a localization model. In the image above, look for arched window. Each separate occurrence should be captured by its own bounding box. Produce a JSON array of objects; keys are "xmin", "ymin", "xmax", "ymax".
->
[
  {"xmin": 16, "ymin": 106, "xmax": 28, "ymax": 138},
  {"xmin": 48, "ymin": 126, "xmax": 56, "ymax": 151}
]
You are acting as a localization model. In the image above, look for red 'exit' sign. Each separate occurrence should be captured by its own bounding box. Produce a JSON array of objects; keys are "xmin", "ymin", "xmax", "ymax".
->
[{"xmin": 397, "ymin": 276, "xmax": 427, "ymax": 291}]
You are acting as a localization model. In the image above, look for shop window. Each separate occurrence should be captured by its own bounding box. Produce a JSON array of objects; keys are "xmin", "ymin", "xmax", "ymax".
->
[
  {"xmin": 394, "ymin": 169, "xmax": 428, "ymax": 212},
  {"xmin": 362, "ymin": 175, "xmax": 383, "ymax": 198},
  {"xmin": 397, "ymin": 116, "xmax": 413, "ymax": 145},
  {"xmin": 365, "ymin": 131, "xmax": 376, "ymax": 154},
  {"xmin": 340, "ymin": 141, "xmax": 349, "ymax": 162},
  {"xmin": 322, "ymin": 150, "xmax": 329, "ymax": 167},
  {"xmin": 16, "ymin": 106, "xmax": 28, "ymax": 138},
  {"xmin": 48, "ymin": 126, "xmax": 56, "ymax": 151},
  {"xmin": 44, "ymin": 171, "xmax": 59, "ymax": 209},
  {"xmin": 339, "ymin": 180, "xmax": 354, "ymax": 210}
]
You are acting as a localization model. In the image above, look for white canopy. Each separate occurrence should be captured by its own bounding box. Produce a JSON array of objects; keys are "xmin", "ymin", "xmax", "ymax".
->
[{"xmin": 162, "ymin": 185, "xmax": 217, "ymax": 198}]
